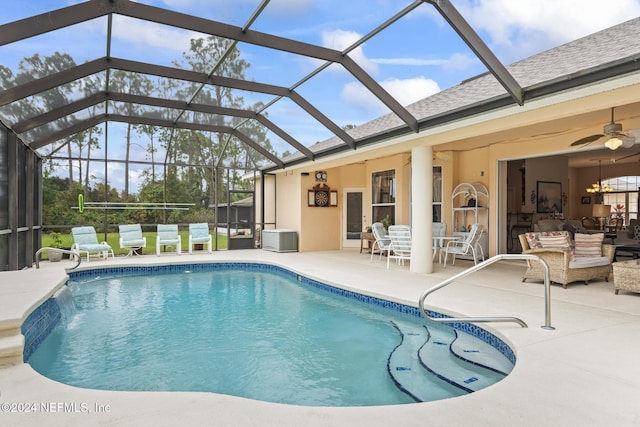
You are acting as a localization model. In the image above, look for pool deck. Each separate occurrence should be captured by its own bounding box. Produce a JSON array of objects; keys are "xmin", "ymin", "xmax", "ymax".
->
[{"xmin": 1, "ymin": 249, "xmax": 639, "ymax": 426}]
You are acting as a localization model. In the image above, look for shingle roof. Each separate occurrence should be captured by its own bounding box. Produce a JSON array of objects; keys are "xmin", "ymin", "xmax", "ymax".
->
[{"xmin": 285, "ymin": 16, "xmax": 640, "ymax": 163}]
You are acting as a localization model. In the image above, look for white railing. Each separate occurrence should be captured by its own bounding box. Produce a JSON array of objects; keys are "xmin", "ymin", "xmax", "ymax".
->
[
  {"xmin": 419, "ymin": 254, "xmax": 554, "ymax": 330},
  {"xmin": 35, "ymin": 247, "xmax": 82, "ymax": 270}
]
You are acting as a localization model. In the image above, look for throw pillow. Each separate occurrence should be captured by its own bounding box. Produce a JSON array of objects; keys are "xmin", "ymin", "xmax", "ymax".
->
[
  {"xmin": 574, "ymin": 233, "xmax": 604, "ymax": 257},
  {"xmin": 538, "ymin": 234, "xmax": 572, "ymax": 250},
  {"xmin": 524, "ymin": 232, "xmax": 541, "ymax": 249},
  {"xmin": 526, "ymin": 231, "xmax": 569, "ymax": 250},
  {"xmin": 634, "ymin": 225, "xmax": 640, "ymax": 240}
]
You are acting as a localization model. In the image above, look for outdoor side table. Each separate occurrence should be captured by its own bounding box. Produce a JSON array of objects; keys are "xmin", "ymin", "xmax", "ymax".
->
[
  {"xmin": 360, "ymin": 232, "xmax": 375, "ymax": 253},
  {"xmin": 613, "ymin": 259, "xmax": 640, "ymax": 295}
]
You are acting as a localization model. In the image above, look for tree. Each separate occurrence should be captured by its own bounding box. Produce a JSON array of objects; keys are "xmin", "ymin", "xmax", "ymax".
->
[
  {"xmin": 135, "ymin": 124, "xmax": 159, "ymax": 183},
  {"xmin": 109, "ymin": 70, "xmax": 154, "ymax": 199},
  {"xmin": 166, "ymin": 36, "xmax": 274, "ymax": 208}
]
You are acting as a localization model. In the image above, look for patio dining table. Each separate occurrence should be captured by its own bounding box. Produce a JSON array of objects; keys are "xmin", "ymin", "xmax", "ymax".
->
[{"xmin": 432, "ymin": 235, "xmax": 462, "ymax": 264}]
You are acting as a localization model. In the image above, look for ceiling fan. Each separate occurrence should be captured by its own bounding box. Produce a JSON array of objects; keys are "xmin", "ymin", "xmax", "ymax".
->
[{"xmin": 570, "ymin": 107, "xmax": 640, "ymax": 150}]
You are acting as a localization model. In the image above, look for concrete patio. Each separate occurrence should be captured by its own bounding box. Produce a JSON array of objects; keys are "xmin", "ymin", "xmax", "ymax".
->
[{"xmin": 1, "ymin": 249, "xmax": 639, "ymax": 426}]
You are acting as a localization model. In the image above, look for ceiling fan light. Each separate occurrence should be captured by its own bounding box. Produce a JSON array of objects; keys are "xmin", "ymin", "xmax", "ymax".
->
[{"xmin": 604, "ymin": 137, "xmax": 623, "ymax": 150}]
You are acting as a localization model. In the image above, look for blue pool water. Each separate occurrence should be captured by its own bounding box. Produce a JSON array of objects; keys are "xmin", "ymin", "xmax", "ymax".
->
[{"xmin": 27, "ymin": 264, "xmax": 514, "ymax": 407}]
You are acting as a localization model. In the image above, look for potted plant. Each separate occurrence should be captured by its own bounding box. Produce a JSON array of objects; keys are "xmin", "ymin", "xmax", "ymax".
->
[
  {"xmin": 381, "ymin": 214, "xmax": 391, "ymax": 231},
  {"xmin": 48, "ymin": 232, "xmax": 63, "ymax": 262}
]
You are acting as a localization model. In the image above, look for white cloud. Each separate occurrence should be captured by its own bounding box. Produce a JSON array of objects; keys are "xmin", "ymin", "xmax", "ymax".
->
[
  {"xmin": 381, "ymin": 77, "xmax": 441, "ymax": 106},
  {"xmin": 322, "ymin": 29, "xmax": 378, "ymax": 74},
  {"xmin": 342, "ymin": 77, "xmax": 440, "ymax": 114},
  {"xmin": 457, "ymin": 0, "xmax": 640, "ymax": 60},
  {"xmin": 442, "ymin": 52, "xmax": 478, "ymax": 72},
  {"xmin": 111, "ymin": 15, "xmax": 197, "ymax": 53}
]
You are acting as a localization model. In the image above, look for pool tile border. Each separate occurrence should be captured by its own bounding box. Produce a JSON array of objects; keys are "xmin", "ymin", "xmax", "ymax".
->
[{"xmin": 21, "ymin": 298, "xmax": 61, "ymax": 361}]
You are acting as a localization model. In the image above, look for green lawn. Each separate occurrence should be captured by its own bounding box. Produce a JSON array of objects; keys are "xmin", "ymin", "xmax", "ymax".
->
[{"xmin": 42, "ymin": 230, "xmax": 233, "ymax": 256}]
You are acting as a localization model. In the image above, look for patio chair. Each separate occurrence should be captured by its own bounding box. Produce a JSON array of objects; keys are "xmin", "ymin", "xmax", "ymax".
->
[
  {"xmin": 188, "ymin": 223, "xmax": 212, "ymax": 254},
  {"xmin": 119, "ymin": 224, "xmax": 147, "ymax": 256},
  {"xmin": 581, "ymin": 217, "xmax": 597, "ymax": 230},
  {"xmin": 432, "ymin": 222, "xmax": 447, "ymax": 262},
  {"xmin": 387, "ymin": 225, "xmax": 412, "ymax": 269},
  {"xmin": 443, "ymin": 223, "xmax": 484, "ymax": 267},
  {"xmin": 156, "ymin": 224, "xmax": 181, "ymax": 256},
  {"xmin": 604, "ymin": 217, "xmax": 623, "ymax": 243},
  {"xmin": 71, "ymin": 226, "xmax": 114, "ymax": 261},
  {"xmin": 370, "ymin": 222, "xmax": 391, "ymax": 262}
]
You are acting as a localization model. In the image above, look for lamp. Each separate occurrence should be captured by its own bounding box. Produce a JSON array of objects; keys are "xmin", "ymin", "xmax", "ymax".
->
[
  {"xmin": 604, "ymin": 137, "xmax": 623, "ymax": 150},
  {"xmin": 585, "ymin": 160, "xmax": 613, "ymax": 194},
  {"xmin": 592, "ymin": 204, "xmax": 611, "ymax": 230}
]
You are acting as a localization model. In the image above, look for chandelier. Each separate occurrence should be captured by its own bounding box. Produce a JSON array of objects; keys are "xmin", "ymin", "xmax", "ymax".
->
[
  {"xmin": 586, "ymin": 182, "xmax": 613, "ymax": 193},
  {"xmin": 586, "ymin": 160, "xmax": 613, "ymax": 194}
]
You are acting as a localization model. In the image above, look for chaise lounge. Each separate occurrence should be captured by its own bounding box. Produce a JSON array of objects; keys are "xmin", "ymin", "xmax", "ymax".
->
[{"xmin": 71, "ymin": 226, "xmax": 115, "ymax": 261}]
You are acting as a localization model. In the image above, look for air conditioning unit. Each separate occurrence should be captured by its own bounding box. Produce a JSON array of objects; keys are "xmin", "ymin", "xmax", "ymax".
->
[{"xmin": 261, "ymin": 229, "xmax": 298, "ymax": 252}]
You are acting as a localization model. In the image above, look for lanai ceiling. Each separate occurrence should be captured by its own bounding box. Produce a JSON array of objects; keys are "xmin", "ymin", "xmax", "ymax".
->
[{"xmin": 1, "ymin": 0, "xmax": 640, "ymax": 178}]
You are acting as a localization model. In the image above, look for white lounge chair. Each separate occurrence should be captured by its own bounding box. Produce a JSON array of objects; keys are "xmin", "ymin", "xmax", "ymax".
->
[
  {"xmin": 444, "ymin": 223, "xmax": 484, "ymax": 267},
  {"xmin": 156, "ymin": 224, "xmax": 181, "ymax": 256},
  {"xmin": 370, "ymin": 222, "xmax": 391, "ymax": 262},
  {"xmin": 71, "ymin": 226, "xmax": 114, "ymax": 261},
  {"xmin": 387, "ymin": 225, "xmax": 412, "ymax": 269},
  {"xmin": 119, "ymin": 224, "xmax": 147, "ymax": 256},
  {"xmin": 188, "ymin": 223, "xmax": 212, "ymax": 254}
]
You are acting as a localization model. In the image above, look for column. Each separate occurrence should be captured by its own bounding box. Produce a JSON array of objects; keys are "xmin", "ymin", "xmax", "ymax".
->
[{"xmin": 410, "ymin": 145, "xmax": 433, "ymax": 274}]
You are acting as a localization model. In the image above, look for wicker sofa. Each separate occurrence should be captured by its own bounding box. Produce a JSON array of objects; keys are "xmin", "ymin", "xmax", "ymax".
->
[{"xmin": 518, "ymin": 231, "xmax": 614, "ymax": 289}]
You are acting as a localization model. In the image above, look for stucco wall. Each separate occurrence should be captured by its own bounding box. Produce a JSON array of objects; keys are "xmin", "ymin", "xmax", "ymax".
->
[
  {"xmin": 300, "ymin": 168, "xmax": 341, "ymax": 252},
  {"xmin": 274, "ymin": 171, "xmax": 302, "ymax": 231}
]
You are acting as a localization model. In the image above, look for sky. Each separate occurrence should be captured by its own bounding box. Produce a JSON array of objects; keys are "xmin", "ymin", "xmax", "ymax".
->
[{"xmin": 2, "ymin": 0, "xmax": 640, "ymax": 192}]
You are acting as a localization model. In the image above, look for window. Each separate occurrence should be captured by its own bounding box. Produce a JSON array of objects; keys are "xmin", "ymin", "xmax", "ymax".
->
[
  {"xmin": 602, "ymin": 176, "xmax": 639, "ymax": 224},
  {"xmin": 372, "ymin": 169, "xmax": 395, "ymax": 225},
  {"xmin": 433, "ymin": 166, "xmax": 442, "ymax": 222}
]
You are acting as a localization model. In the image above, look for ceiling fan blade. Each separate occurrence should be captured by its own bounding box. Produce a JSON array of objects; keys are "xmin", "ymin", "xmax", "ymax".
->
[
  {"xmin": 626, "ymin": 128, "xmax": 640, "ymax": 139},
  {"xmin": 621, "ymin": 135, "xmax": 636, "ymax": 148},
  {"xmin": 570, "ymin": 134, "xmax": 603, "ymax": 146}
]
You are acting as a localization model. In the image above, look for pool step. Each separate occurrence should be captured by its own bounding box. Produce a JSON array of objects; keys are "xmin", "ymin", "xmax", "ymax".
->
[
  {"xmin": 0, "ymin": 334, "xmax": 24, "ymax": 366},
  {"xmin": 450, "ymin": 331, "xmax": 513, "ymax": 376},
  {"xmin": 418, "ymin": 325, "xmax": 507, "ymax": 393},
  {"xmin": 387, "ymin": 321, "xmax": 465, "ymax": 402}
]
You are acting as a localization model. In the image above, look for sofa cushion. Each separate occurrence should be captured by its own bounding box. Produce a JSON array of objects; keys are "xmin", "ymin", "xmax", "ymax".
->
[
  {"xmin": 634, "ymin": 224, "xmax": 640, "ymax": 240},
  {"xmin": 569, "ymin": 256, "xmax": 610, "ymax": 269},
  {"xmin": 574, "ymin": 233, "xmax": 603, "ymax": 257}
]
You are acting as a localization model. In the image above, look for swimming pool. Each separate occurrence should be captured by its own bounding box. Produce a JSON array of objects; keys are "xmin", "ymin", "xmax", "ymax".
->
[{"xmin": 26, "ymin": 263, "xmax": 514, "ymax": 407}]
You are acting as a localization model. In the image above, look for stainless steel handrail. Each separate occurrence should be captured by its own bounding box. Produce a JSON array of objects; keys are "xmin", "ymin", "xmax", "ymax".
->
[
  {"xmin": 35, "ymin": 247, "xmax": 82, "ymax": 270},
  {"xmin": 419, "ymin": 253, "xmax": 554, "ymax": 330}
]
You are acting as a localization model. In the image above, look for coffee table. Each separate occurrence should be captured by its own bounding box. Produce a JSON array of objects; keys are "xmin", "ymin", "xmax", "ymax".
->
[{"xmin": 613, "ymin": 244, "xmax": 640, "ymax": 261}]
